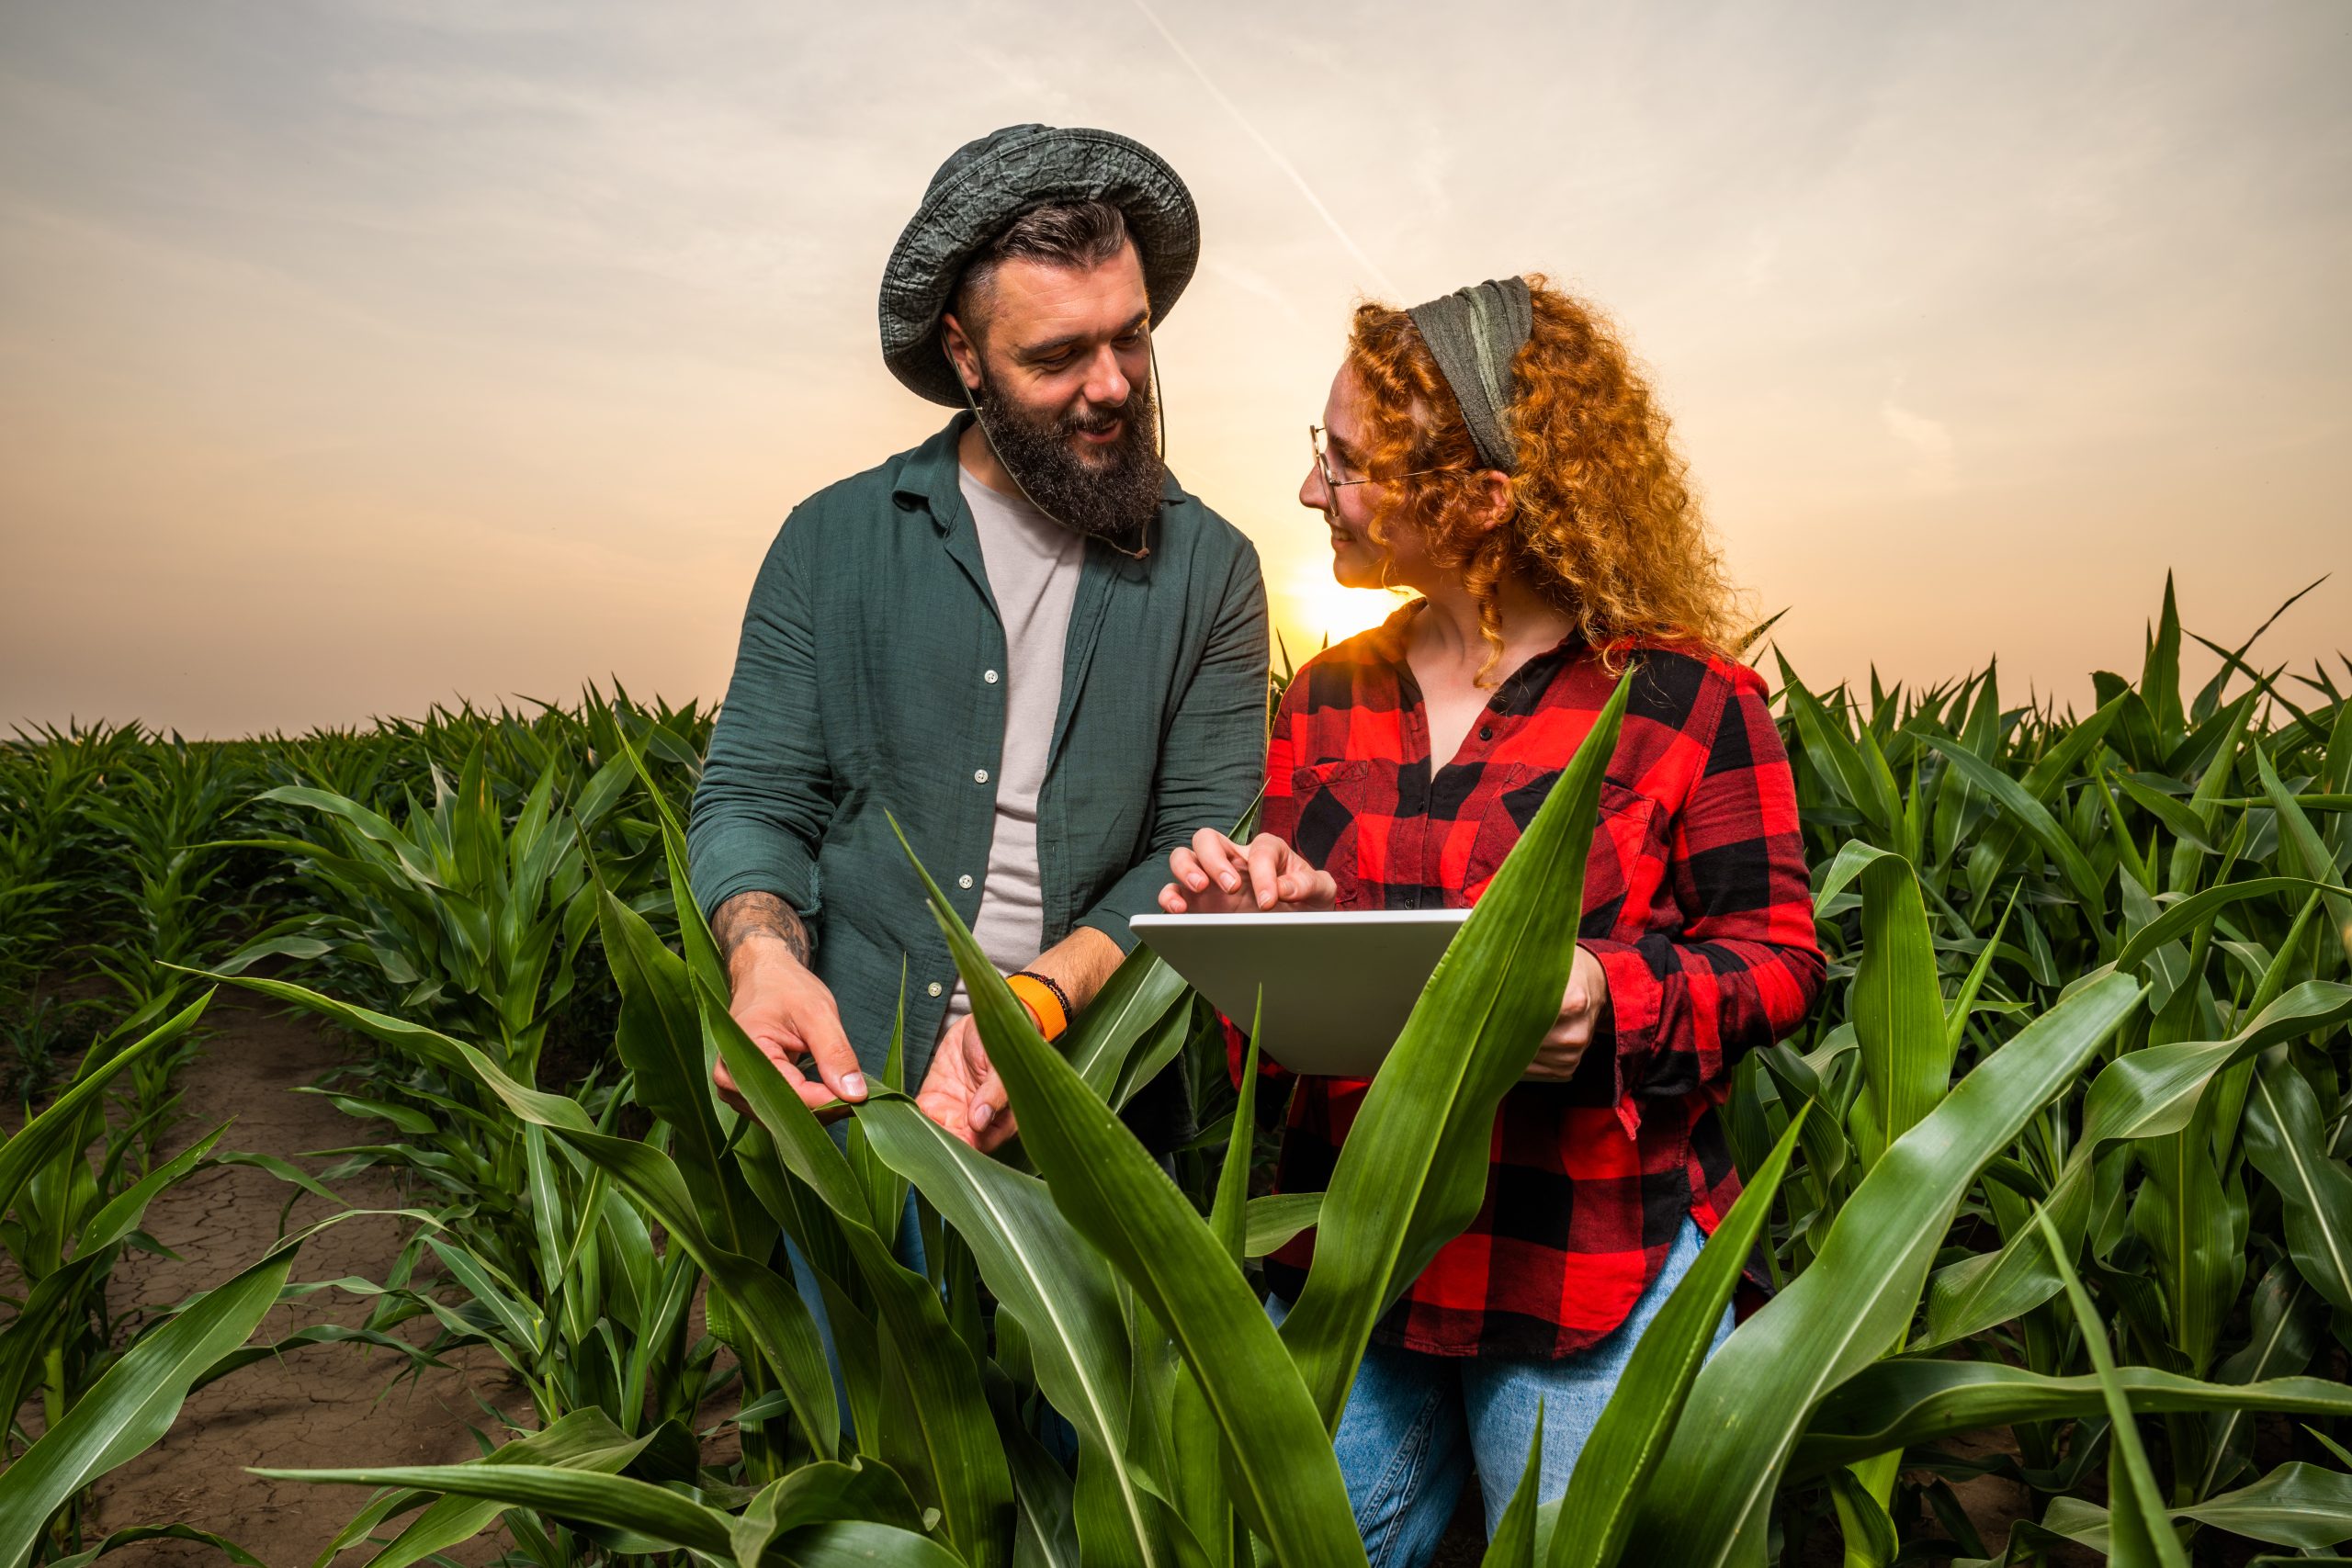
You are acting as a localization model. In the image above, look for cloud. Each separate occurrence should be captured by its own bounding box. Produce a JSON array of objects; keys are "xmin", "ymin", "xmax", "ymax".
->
[
  {"xmin": 1881, "ymin": 399, "xmax": 1958, "ymax": 497},
  {"xmin": 2, "ymin": 0, "xmax": 2346, "ymax": 733},
  {"xmin": 1201, "ymin": 254, "xmax": 1301, "ymax": 323}
]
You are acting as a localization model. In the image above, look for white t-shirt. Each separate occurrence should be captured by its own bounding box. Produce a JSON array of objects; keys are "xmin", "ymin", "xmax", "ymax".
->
[{"xmin": 941, "ymin": 468, "xmax": 1086, "ymax": 1036}]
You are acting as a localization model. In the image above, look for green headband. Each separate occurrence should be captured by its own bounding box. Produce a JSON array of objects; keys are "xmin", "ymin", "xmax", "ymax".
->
[{"xmin": 1405, "ymin": 276, "xmax": 1533, "ymax": 472}]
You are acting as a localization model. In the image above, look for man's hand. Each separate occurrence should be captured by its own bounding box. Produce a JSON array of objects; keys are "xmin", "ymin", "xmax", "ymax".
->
[
  {"xmin": 1527, "ymin": 945, "xmax": 1610, "ymax": 1081},
  {"xmin": 1159, "ymin": 829, "xmax": 1338, "ymax": 915},
  {"xmin": 710, "ymin": 892, "xmax": 866, "ymax": 1116},
  {"xmin": 916, "ymin": 1012, "xmax": 1018, "ymax": 1154},
  {"xmin": 909, "ymin": 928, "xmax": 1118, "ymax": 1155}
]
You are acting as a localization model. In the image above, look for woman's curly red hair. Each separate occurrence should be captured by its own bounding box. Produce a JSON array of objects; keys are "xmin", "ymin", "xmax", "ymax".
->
[{"xmin": 1347, "ymin": 275, "xmax": 1746, "ymax": 679}]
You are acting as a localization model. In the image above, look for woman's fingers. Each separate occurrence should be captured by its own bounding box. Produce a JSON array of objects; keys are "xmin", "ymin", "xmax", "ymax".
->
[
  {"xmin": 1246, "ymin": 836, "xmax": 1289, "ymax": 909},
  {"xmin": 1524, "ymin": 1041, "xmax": 1588, "ymax": 1079},
  {"xmin": 1544, "ymin": 1015, "xmax": 1592, "ymax": 1049},
  {"xmin": 1165, "ymin": 832, "xmax": 1328, "ymax": 914},
  {"xmin": 1191, "ymin": 828, "xmax": 1245, "ymax": 894}
]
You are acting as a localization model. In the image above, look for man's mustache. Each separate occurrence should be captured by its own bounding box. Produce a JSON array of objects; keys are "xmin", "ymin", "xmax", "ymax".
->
[{"xmin": 1064, "ymin": 405, "xmax": 1126, "ymax": 435}]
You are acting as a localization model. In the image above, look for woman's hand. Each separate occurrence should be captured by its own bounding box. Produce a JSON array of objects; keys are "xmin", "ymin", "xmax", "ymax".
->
[
  {"xmin": 1526, "ymin": 945, "xmax": 1611, "ymax": 1080},
  {"xmin": 1159, "ymin": 829, "xmax": 1338, "ymax": 915}
]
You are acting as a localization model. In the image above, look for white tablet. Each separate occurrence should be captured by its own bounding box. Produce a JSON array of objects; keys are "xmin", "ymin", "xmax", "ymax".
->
[{"xmin": 1126, "ymin": 908, "xmax": 1475, "ymax": 1077}]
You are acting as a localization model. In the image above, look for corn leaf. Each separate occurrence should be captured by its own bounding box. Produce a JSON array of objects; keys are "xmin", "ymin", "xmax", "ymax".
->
[
  {"xmin": 1919, "ymin": 981, "xmax": 2352, "ymax": 1348},
  {"xmin": 210, "ymin": 971, "xmax": 843, "ymax": 1457},
  {"xmin": 2243, "ymin": 1055, "xmax": 2352, "ymax": 1313},
  {"xmin": 1793, "ymin": 1361, "xmax": 2352, "ymax": 1475},
  {"xmin": 0, "ymin": 1242, "xmax": 296, "ymax": 1568},
  {"xmin": 1622, "ymin": 970, "xmax": 2144, "ymax": 1563},
  {"xmin": 2176, "ymin": 1461, "xmax": 2352, "ymax": 1549},
  {"xmin": 2030, "ymin": 1205, "xmax": 2192, "ymax": 1568},
  {"xmin": 854, "ymin": 1095, "xmax": 1162, "ymax": 1568},
  {"xmin": 0, "ymin": 990, "xmax": 209, "ymax": 1221},
  {"xmin": 705, "ymin": 997, "xmax": 1013, "ymax": 1568},
  {"xmin": 1551, "ymin": 1108, "xmax": 1807, "ymax": 1568},
  {"xmin": 894, "ymin": 818, "xmax": 1367, "ymax": 1568},
  {"xmin": 254, "ymin": 1464, "xmax": 735, "ymax": 1555}
]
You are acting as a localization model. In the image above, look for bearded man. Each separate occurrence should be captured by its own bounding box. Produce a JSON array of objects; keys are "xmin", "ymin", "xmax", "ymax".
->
[{"xmin": 689, "ymin": 126, "xmax": 1269, "ymax": 1161}]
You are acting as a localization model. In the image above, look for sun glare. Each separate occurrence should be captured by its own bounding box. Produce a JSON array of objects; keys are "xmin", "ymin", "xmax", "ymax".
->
[{"xmin": 1275, "ymin": 560, "xmax": 1405, "ymax": 662}]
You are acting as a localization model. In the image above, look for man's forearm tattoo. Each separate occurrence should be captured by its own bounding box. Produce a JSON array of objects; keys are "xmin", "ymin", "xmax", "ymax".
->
[{"xmin": 711, "ymin": 891, "xmax": 814, "ymax": 968}]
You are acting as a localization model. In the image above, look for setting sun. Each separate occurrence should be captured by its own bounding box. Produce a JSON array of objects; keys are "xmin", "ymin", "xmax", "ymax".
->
[{"xmin": 1274, "ymin": 558, "xmax": 1406, "ymax": 663}]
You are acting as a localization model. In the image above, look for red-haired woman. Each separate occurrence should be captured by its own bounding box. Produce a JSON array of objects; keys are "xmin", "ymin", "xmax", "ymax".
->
[{"xmin": 1158, "ymin": 276, "xmax": 1823, "ymax": 1566}]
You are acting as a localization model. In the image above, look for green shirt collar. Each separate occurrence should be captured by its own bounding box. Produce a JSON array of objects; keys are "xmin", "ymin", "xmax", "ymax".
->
[{"xmin": 889, "ymin": 413, "xmax": 977, "ymax": 531}]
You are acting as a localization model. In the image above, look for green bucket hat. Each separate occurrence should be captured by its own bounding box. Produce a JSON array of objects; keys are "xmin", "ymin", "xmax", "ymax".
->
[{"xmin": 878, "ymin": 124, "xmax": 1201, "ymax": 407}]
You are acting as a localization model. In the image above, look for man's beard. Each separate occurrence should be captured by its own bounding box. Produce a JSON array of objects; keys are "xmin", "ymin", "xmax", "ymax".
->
[{"xmin": 970, "ymin": 372, "xmax": 1164, "ymax": 552}]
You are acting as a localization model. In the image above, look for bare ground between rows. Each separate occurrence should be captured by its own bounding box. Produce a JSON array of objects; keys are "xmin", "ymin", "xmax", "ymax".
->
[{"xmin": 79, "ymin": 994, "xmax": 535, "ymax": 1568}]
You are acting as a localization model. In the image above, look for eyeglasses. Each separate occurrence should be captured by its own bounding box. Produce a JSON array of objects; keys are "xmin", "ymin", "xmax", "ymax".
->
[{"xmin": 1309, "ymin": 424, "xmax": 1451, "ymax": 507}]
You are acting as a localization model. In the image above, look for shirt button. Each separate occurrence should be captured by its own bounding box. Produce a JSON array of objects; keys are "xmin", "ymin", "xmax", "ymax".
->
[
  {"xmin": 1478, "ymin": 725, "xmax": 1495, "ymax": 741},
  {"xmin": 984, "ymin": 669, "xmax": 1000, "ymax": 684},
  {"xmin": 957, "ymin": 874, "xmax": 974, "ymax": 889},
  {"xmin": 927, "ymin": 981, "xmax": 944, "ymax": 998},
  {"xmin": 974, "ymin": 768, "xmax": 989, "ymax": 784}
]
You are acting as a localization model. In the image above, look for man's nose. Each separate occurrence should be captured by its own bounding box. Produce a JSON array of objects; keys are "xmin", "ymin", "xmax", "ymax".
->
[{"xmin": 1081, "ymin": 344, "xmax": 1130, "ymax": 408}]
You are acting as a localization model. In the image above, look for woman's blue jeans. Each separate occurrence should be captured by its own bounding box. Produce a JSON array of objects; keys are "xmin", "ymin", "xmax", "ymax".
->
[{"xmin": 1269, "ymin": 1215, "xmax": 1732, "ymax": 1568}]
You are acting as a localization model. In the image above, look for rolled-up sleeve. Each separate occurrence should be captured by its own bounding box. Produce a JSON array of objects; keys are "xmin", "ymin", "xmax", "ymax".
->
[
  {"xmin": 1582, "ymin": 669, "xmax": 1825, "ymax": 1128},
  {"xmin": 688, "ymin": 513, "xmax": 835, "ymax": 924},
  {"xmin": 1075, "ymin": 541, "xmax": 1271, "ymax": 953}
]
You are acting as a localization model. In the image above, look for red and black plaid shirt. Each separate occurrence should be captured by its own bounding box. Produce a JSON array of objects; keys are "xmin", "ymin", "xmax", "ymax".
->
[{"xmin": 1238, "ymin": 607, "xmax": 1823, "ymax": 1359}]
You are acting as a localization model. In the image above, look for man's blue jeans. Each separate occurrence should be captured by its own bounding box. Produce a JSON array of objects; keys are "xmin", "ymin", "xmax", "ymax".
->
[
  {"xmin": 1269, "ymin": 1215, "xmax": 1732, "ymax": 1568},
  {"xmin": 780, "ymin": 1190, "xmax": 927, "ymax": 1440}
]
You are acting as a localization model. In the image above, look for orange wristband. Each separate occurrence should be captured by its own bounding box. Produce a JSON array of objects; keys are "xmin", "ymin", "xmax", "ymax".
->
[{"xmin": 1005, "ymin": 973, "xmax": 1067, "ymax": 1041}]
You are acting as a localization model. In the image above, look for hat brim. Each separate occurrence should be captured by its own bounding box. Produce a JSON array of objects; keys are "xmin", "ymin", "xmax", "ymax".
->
[{"xmin": 879, "ymin": 128, "xmax": 1199, "ymax": 407}]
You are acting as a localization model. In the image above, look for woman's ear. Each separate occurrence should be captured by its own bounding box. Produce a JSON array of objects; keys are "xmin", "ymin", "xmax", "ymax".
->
[{"xmin": 1470, "ymin": 469, "xmax": 1515, "ymax": 534}]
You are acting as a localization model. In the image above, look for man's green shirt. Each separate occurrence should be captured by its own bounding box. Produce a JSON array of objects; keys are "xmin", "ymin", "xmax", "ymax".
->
[{"xmin": 688, "ymin": 414, "xmax": 1270, "ymax": 1084}]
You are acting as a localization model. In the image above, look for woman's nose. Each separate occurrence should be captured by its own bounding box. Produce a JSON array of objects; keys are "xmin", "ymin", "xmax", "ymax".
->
[{"xmin": 1300, "ymin": 463, "xmax": 1331, "ymax": 514}]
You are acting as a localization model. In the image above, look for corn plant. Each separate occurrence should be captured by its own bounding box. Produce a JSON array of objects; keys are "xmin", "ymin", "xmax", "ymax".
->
[
  {"xmin": 1, "ymin": 724, "xmax": 145, "ymax": 1097},
  {"xmin": 6, "ymin": 582, "xmax": 2348, "ymax": 1564},
  {"xmin": 0, "ymin": 992, "xmax": 436, "ymax": 1568},
  {"xmin": 236, "ymin": 640, "xmax": 2352, "ymax": 1565}
]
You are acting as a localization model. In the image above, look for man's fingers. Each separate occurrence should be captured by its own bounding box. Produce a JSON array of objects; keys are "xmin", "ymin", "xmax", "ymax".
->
[
  {"xmin": 1170, "ymin": 846, "xmax": 1211, "ymax": 894},
  {"xmin": 967, "ymin": 1043, "xmax": 1017, "ymax": 1152},
  {"xmin": 977, "ymin": 1104, "xmax": 1019, "ymax": 1155},
  {"xmin": 725, "ymin": 1045, "xmax": 851, "ymax": 1117},
  {"xmin": 969, "ymin": 1063, "xmax": 1007, "ymax": 1135},
  {"xmin": 794, "ymin": 1011, "xmax": 868, "ymax": 1102},
  {"xmin": 713, "ymin": 1058, "xmax": 749, "ymax": 1113},
  {"xmin": 768, "ymin": 1053, "xmax": 842, "ymax": 1111}
]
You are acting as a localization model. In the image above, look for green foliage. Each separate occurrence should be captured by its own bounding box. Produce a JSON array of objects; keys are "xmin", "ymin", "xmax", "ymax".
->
[{"xmin": 6, "ymin": 592, "xmax": 2352, "ymax": 1565}]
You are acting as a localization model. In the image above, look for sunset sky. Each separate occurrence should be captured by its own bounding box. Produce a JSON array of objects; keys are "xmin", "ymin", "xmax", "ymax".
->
[{"xmin": 3, "ymin": 1, "xmax": 2346, "ymax": 738}]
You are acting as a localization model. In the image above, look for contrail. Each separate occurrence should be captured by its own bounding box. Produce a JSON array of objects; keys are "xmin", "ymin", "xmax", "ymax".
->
[{"xmin": 1129, "ymin": 0, "xmax": 1403, "ymax": 299}]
